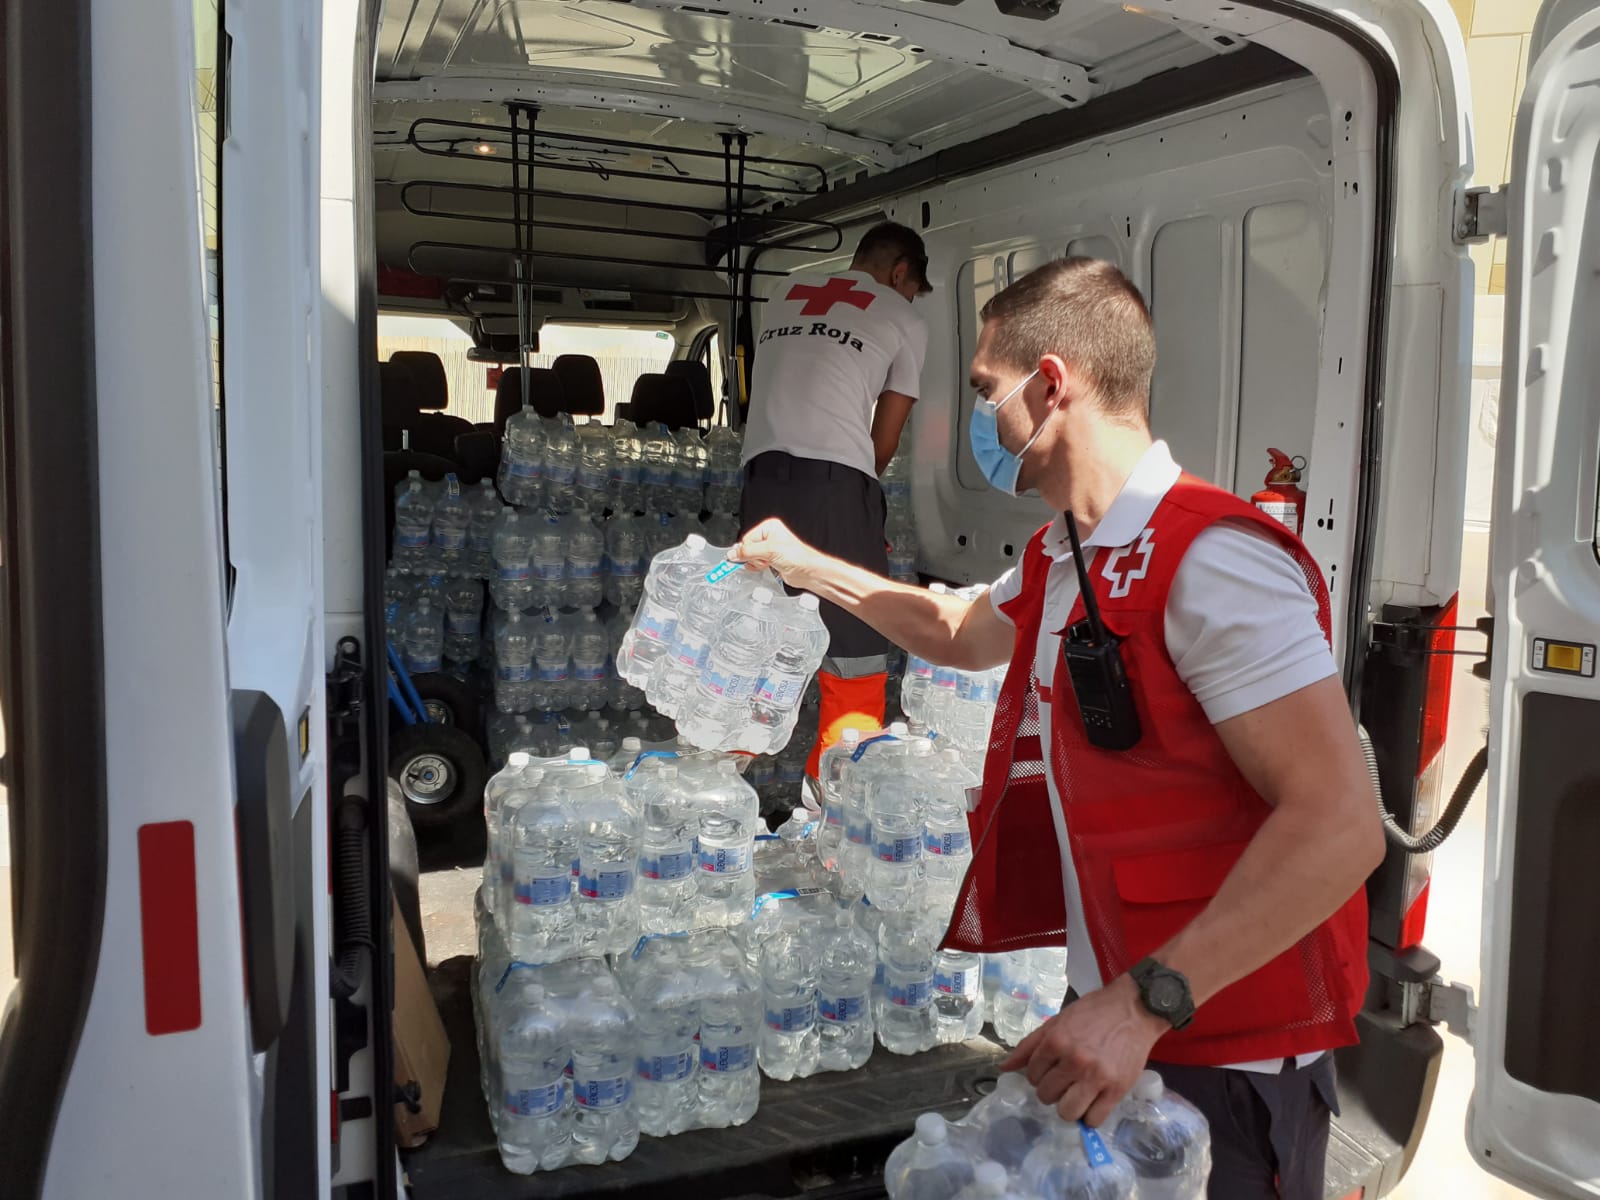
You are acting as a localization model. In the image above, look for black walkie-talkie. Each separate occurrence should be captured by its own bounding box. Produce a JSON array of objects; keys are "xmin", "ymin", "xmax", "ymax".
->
[{"xmin": 1059, "ymin": 512, "xmax": 1142, "ymax": 751}]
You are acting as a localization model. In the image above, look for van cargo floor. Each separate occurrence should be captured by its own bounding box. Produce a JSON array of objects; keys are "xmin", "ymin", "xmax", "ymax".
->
[{"xmin": 405, "ymin": 955, "xmax": 1009, "ymax": 1200}]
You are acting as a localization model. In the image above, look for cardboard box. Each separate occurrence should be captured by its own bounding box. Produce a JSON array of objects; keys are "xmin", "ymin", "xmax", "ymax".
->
[{"xmin": 392, "ymin": 899, "xmax": 450, "ymax": 1148}]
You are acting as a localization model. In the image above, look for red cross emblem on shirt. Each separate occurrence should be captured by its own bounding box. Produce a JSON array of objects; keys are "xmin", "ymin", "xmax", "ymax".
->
[{"xmin": 786, "ymin": 276, "xmax": 877, "ymax": 316}]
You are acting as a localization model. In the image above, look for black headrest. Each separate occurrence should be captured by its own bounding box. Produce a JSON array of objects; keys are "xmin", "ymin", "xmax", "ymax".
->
[
  {"xmin": 380, "ymin": 361, "xmax": 421, "ymax": 423},
  {"xmin": 628, "ymin": 373, "xmax": 699, "ymax": 431},
  {"xmin": 552, "ymin": 354, "xmax": 605, "ymax": 416},
  {"xmin": 389, "ymin": 350, "xmax": 449, "ymax": 411},
  {"xmin": 664, "ymin": 360, "xmax": 715, "ymax": 421},
  {"xmin": 495, "ymin": 367, "xmax": 568, "ymax": 427},
  {"xmin": 453, "ymin": 431, "xmax": 500, "ymax": 485}
]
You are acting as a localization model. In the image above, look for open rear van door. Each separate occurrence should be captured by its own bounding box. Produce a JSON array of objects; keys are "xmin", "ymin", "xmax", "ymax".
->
[{"xmin": 1474, "ymin": 0, "xmax": 1600, "ymax": 1193}]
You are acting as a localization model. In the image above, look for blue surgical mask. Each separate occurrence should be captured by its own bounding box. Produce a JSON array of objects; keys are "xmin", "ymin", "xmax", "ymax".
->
[{"xmin": 968, "ymin": 369, "xmax": 1048, "ymax": 496}]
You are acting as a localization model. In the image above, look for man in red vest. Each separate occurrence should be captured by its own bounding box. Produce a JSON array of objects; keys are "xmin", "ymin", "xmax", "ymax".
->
[{"xmin": 732, "ymin": 257, "xmax": 1383, "ymax": 1198}]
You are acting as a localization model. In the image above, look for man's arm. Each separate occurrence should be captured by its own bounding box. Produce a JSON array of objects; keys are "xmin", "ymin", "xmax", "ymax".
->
[
  {"xmin": 732, "ymin": 518, "xmax": 1013, "ymax": 670},
  {"xmin": 1002, "ymin": 674, "xmax": 1383, "ymax": 1125},
  {"xmin": 871, "ymin": 390, "xmax": 916, "ymax": 476}
]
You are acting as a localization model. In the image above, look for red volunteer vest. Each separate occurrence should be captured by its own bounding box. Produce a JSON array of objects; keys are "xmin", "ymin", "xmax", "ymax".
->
[{"xmin": 942, "ymin": 474, "xmax": 1368, "ymax": 1066}]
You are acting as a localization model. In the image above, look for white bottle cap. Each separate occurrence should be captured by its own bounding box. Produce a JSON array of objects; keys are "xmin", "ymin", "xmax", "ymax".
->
[
  {"xmin": 621, "ymin": 737, "xmax": 643, "ymax": 751},
  {"xmin": 841, "ymin": 728, "xmax": 862, "ymax": 744},
  {"xmin": 509, "ymin": 752, "xmax": 533, "ymax": 768},
  {"xmin": 914, "ymin": 1112, "xmax": 948, "ymax": 1144},
  {"xmin": 889, "ymin": 721, "xmax": 910, "ymax": 736},
  {"xmin": 752, "ymin": 587, "xmax": 774, "ymax": 605},
  {"xmin": 974, "ymin": 1162, "xmax": 1008, "ymax": 1195},
  {"xmin": 996, "ymin": 1071, "xmax": 1030, "ymax": 1100},
  {"xmin": 569, "ymin": 747, "xmax": 591, "ymax": 761},
  {"xmin": 791, "ymin": 807, "xmax": 809, "ymax": 824},
  {"xmin": 798, "ymin": 594, "xmax": 820, "ymax": 612},
  {"xmin": 686, "ymin": 533, "xmax": 707, "ymax": 549},
  {"xmin": 1132, "ymin": 1069, "xmax": 1165, "ymax": 1101}
]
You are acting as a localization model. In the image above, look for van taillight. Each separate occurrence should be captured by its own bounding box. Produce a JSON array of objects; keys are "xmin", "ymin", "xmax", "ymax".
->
[{"xmin": 1398, "ymin": 598, "xmax": 1457, "ymax": 949}]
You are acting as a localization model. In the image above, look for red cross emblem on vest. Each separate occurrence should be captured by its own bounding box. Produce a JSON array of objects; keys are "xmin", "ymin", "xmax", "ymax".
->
[{"xmin": 786, "ymin": 276, "xmax": 876, "ymax": 316}]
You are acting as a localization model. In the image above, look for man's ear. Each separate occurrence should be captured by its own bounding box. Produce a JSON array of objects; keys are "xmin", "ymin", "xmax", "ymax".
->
[{"xmin": 1037, "ymin": 353, "xmax": 1073, "ymax": 407}]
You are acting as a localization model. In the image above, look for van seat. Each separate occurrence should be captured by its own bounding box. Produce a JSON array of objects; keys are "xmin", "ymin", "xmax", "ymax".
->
[
  {"xmin": 388, "ymin": 350, "xmax": 450, "ymax": 411},
  {"xmin": 453, "ymin": 432, "xmax": 499, "ymax": 486},
  {"xmin": 628, "ymin": 373, "xmax": 698, "ymax": 430},
  {"xmin": 552, "ymin": 354, "xmax": 606, "ymax": 417},
  {"xmin": 665, "ymin": 360, "xmax": 715, "ymax": 421},
  {"xmin": 495, "ymin": 367, "xmax": 567, "ymax": 427}
]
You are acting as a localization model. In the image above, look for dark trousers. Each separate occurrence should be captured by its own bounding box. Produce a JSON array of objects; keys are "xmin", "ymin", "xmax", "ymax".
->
[
  {"xmin": 739, "ymin": 451, "xmax": 889, "ymax": 673},
  {"xmin": 1148, "ymin": 1056, "xmax": 1339, "ymax": 1200}
]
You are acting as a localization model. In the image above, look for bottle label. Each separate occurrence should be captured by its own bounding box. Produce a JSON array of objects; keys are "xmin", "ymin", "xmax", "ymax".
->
[
  {"xmin": 498, "ymin": 662, "xmax": 534, "ymax": 683},
  {"xmin": 639, "ymin": 848, "xmax": 695, "ymax": 882},
  {"xmin": 572, "ymin": 1073, "xmax": 631, "ymax": 1110},
  {"xmin": 708, "ymin": 468, "xmax": 743, "ymax": 488},
  {"xmin": 433, "ymin": 528, "xmax": 467, "ymax": 551},
  {"xmin": 823, "ymin": 805, "xmax": 843, "ymax": 827},
  {"xmin": 607, "ymin": 557, "xmax": 643, "ymax": 578},
  {"xmin": 698, "ymin": 843, "xmax": 750, "ymax": 876},
  {"xmin": 699, "ymin": 1042, "xmax": 755, "ymax": 1074},
  {"xmin": 924, "ymin": 829, "xmax": 971, "ymax": 857},
  {"xmin": 615, "ymin": 463, "xmax": 642, "ymax": 485},
  {"xmin": 568, "ymin": 560, "xmax": 601, "ymax": 579},
  {"xmin": 470, "ymin": 531, "xmax": 493, "ymax": 551},
  {"xmin": 643, "ymin": 467, "xmax": 674, "ymax": 488},
  {"xmin": 674, "ymin": 639, "xmax": 712, "ymax": 670},
  {"xmin": 578, "ymin": 865, "xmax": 633, "ymax": 901},
  {"xmin": 537, "ymin": 663, "xmax": 570, "ymax": 682},
  {"xmin": 574, "ymin": 662, "xmax": 606, "ymax": 682},
  {"xmin": 887, "ymin": 978, "xmax": 933, "ymax": 1008},
  {"xmin": 935, "ymin": 968, "xmax": 980, "ymax": 998},
  {"xmin": 635, "ymin": 1051, "xmax": 693, "ymax": 1083},
  {"xmin": 534, "ymin": 560, "xmax": 566, "ymax": 581},
  {"xmin": 637, "ymin": 612, "xmax": 673, "ymax": 642},
  {"xmin": 778, "ymin": 761, "xmax": 805, "ymax": 786},
  {"xmin": 817, "ymin": 993, "xmax": 867, "ymax": 1024},
  {"xmin": 447, "ymin": 612, "xmax": 481, "ymax": 638},
  {"xmin": 504, "ymin": 1080, "xmax": 566, "ymax": 1118},
  {"xmin": 873, "ymin": 835, "xmax": 922, "ymax": 864},
  {"xmin": 396, "ymin": 528, "xmax": 430, "ymax": 549},
  {"xmin": 755, "ymin": 672, "xmax": 805, "ymax": 707},
  {"xmin": 933, "ymin": 670, "xmax": 959, "ymax": 691},
  {"xmin": 514, "ymin": 872, "xmax": 570, "ymax": 907},
  {"xmin": 496, "ymin": 562, "xmax": 531, "ymax": 582},
  {"xmin": 910, "ymin": 659, "xmax": 934, "ymax": 679},
  {"xmin": 408, "ymin": 652, "xmax": 442, "ymax": 674},
  {"xmin": 546, "ymin": 463, "xmax": 577, "ymax": 485},
  {"xmin": 845, "ymin": 818, "xmax": 872, "ymax": 847},
  {"xmin": 765, "ymin": 1000, "xmax": 817, "ymax": 1033},
  {"xmin": 703, "ymin": 668, "xmax": 757, "ymax": 700},
  {"xmin": 577, "ymin": 466, "xmax": 609, "ymax": 489},
  {"xmin": 507, "ymin": 458, "xmax": 541, "ymax": 480}
]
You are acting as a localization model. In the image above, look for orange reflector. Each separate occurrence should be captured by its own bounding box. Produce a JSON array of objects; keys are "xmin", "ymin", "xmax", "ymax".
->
[{"xmin": 137, "ymin": 820, "xmax": 203, "ymax": 1035}]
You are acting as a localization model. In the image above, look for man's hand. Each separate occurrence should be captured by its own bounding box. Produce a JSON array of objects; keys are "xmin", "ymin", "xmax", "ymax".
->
[
  {"xmin": 729, "ymin": 519, "xmax": 828, "ymax": 588},
  {"xmin": 999, "ymin": 973, "xmax": 1168, "ymax": 1127}
]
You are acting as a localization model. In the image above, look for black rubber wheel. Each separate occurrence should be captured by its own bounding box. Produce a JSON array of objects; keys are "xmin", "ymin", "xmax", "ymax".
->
[
  {"xmin": 388, "ymin": 721, "xmax": 488, "ymax": 832},
  {"xmin": 407, "ymin": 670, "xmax": 483, "ymax": 737},
  {"xmin": 386, "ymin": 778, "xmax": 427, "ymax": 966}
]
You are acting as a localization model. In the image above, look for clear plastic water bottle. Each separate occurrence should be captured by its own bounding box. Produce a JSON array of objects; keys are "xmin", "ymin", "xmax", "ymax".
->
[
  {"xmin": 618, "ymin": 534, "xmax": 715, "ymax": 685},
  {"xmin": 965, "ymin": 1071, "xmax": 1051, "ymax": 1171},
  {"xmin": 543, "ymin": 415, "xmax": 579, "ymax": 510},
  {"xmin": 384, "ymin": 568, "xmax": 414, "ymax": 646},
  {"xmin": 443, "ymin": 574, "xmax": 484, "ymax": 667},
  {"xmin": 506, "ymin": 771, "xmax": 579, "ymax": 962},
  {"xmin": 884, "ymin": 1113, "xmax": 976, "ymax": 1200},
  {"xmin": 573, "ymin": 422, "xmax": 613, "ymax": 514},
  {"xmin": 933, "ymin": 948, "xmax": 986, "ymax": 1044},
  {"xmin": 867, "ymin": 738, "xmax": 935, "ymax": 912},
  {"xmin": 495, "ymin": 977, "xmax": 574, "ymax": 1174},
  {"xmin": 886, "ymin": 507, "xmax": 919, "ymax": 582},
  {"xmin": 694, "ymin": 758, "xmax": 761, "ymax": 926},
  {"xmin": 403, "ymin": 597, "xmax": 445, "ymax": 674},
  {"xmin": 563, "ymin": 511, "xmax": 605, "ymax": 609},
  {"xmin": 491, "ymin": 507, "xmax": 535, "ymax": 611},
  {"xmin": 640, "ymin": 424, "xmax": 677, "ymax": 512},
  {"xmin": 500, "ymin": 405, "xmax": 546, "ymax": 507},
  {"xmin": 393, "ymin": 473, "xmax": 436, "ymax": 572},
  {"xmin": 927, "ymin": 660, "xmax": 961, "ymax": 738},
  {"xmin": 959, "ymin": 1161, "xmax": 1025, "ymax": 1200},
  {"xmin": 635, "ymin": 764, "xmax": 700, "ymax": 934},
  {"xmin": 618, "ymin": 930, "xmax": 701, "ymax": 1137},
  {"xmin": 816, "ymin": 728, "xmax": 864, "ymax": 873},
  {"xmin": 671, "ymin": 427, "xmax": 707, "ymax": 515},
  {"xmin": 876, "ymin": 912, "xmax": 937, "ymax": 1055},
  {"xmin": 757, "ymin": 926, "xmax": 820, "ymax": 1081},
  {"xmin": 651, "ymin": 565, "xmax": 731, "ymax": 720},
  {"xmin": 924, "ymin": 750, "xmax": 976, "ymax": 911},
  {"xmin": 569, "ymin": 611, "xmax": 609, "ymax": 711},
  {"xmin": 607, "ymin": 611, "xmax": 648, "ymax": 714},
  {"xmin": 900, "ymin": 634, "xmax": 937, "ymax": 723},
  {"xmin": 531, "ymin": 609, "xmax": 571, "ymax": 714},
  {"xmin": 483, "ymin": 753, "xmax": 536, "ymax": 917},
  {"xmin": 467, "ymin": 480, "xmax": 501, "ymax": 578},
  {"xmin": 679, "ymin": 587, "xmax": 782, "ymax": 749},
  {"xmin": 572, "ymin": 757, "xmax": 641, "ymax": 957},
  {"xmin": 603, "ymin": 512, "xmax": 647, "ymax": 607},
  {"xmin": 431, "ymin": 473, "xmax": 470, "ymax": 570},
  {"xmin": 1027, "ymin": 947, "xmax": 1069, "ymax": 1037},
  {"xmin": 992, "ymin": 951, "xmax": 1034, "ymax": 1047},
  {"xmin": 1108, "ymin": 1070, "xmax": 1212, "ymax": 1200},
  {"xmin": 841, "ymin": 732, "xmax": 906, "ymax": 894},
  {"xmin": 880, "ymin": 448, "xmax": 913, "ymax": 511},
  {"xmin": 610, "ymin": 422, "xmax": 646, "ymax": 513},
  {"xmin": 703, "ymin": 426, "xmax": 744, "ymax": 514},
  {"xmin": 567, "ymin": 969, "xmax": 639, "ymax": 1164},
  {"xmin": 1019, "ymin": 1118, "xmax": 1138, "ymax": 1199},
  {"xmin": 495, "ymin": 610, "xmax": 537, "ymax": 714},
  {"xmin": 748, "ymin": 595, "xmax": 829, "ymax": 754},
  {"xmin": 815, "ymin": 909, "xmax": 876, "ymax": 1072},
  {"xmin": 529, "ymin": 513, "xmax": 568, "ymax": 610},
  {"xmin": 697, "ymin": 932, "xmax": 762, "ymax": 1127}
]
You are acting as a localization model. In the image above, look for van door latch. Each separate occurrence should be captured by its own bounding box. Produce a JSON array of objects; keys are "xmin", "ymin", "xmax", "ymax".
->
[
  {"xmin": 1454, "ymin": 186, "xmax": 1508, "ymax": 243},
  {"xmin": 1403, "ymin": 976, "xmax": 1476, "ymax": 1042}
]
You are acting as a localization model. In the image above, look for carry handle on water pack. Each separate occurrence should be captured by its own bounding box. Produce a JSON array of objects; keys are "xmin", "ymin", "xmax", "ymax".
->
[{"xmin": 1059, "ymin": 511, "xmax": 1142, "ymax": 751}]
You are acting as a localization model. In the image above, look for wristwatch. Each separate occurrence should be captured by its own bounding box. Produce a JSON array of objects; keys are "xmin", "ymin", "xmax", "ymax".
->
[{"xmin": 1129, "ymin": 957, "xmax": 1196, "ymax": 1030}]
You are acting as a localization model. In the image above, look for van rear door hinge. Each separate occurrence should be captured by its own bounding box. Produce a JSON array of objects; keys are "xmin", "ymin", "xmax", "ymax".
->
[{"xmin": 1454, "ymin": 185, "xmax": 1509, "ymax": 244}]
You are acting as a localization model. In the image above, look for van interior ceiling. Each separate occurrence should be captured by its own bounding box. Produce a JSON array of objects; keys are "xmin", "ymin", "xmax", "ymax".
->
[{"xmin": 367, "ymin": 0, "xmax": 1411, "ymax": 1196}]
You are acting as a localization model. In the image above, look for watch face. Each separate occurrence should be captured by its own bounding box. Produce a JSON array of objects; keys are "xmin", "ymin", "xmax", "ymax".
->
[{"xmin": 1148, "ymin": 974, "xmax": 1185, "ymax": 1014}]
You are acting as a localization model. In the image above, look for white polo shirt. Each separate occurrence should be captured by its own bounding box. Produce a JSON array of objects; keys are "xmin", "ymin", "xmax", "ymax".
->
[
  {"xmin": 987, "ymin": 441, "xmax": 1336, "ymax": 1072},
  {"xmin": 741, "ymin": 270, "xmax": 928, "ymax": 478}
]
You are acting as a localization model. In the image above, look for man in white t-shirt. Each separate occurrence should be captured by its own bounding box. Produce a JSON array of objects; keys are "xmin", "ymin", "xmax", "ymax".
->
[
  {"xmin": 739, "ymin": 222, "xmax": 931, "ymax": 782},
  {"xmin": 731, "ymin": 258, "xmax": 1383, "ymax": 1199}
]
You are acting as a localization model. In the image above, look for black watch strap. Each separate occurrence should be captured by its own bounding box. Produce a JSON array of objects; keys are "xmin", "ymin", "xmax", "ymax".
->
[{"xmin": 1130, "ymin": 957, "xmax": 1196, "ymax": 1031}]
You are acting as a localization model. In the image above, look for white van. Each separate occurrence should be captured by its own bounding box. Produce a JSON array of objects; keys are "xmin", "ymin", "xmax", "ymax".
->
[{"xmin": 0, "ymin": 0, "xmax": 1594, "ymax": 1195}]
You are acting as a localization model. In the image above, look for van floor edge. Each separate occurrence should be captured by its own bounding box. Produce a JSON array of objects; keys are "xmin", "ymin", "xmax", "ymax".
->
[{"xmin": 406, "ymin": 955, "xmax": 1009, "ymax": 1199}]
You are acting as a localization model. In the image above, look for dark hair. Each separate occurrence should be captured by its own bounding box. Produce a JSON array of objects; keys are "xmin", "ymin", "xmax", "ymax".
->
[
  {"xmin": 852, "ymin": 222, "xmax": 932, "ymax": 295},
  {"xmin": 979, "ymin": 257, "xmax": 1155, "ymax": 420}
]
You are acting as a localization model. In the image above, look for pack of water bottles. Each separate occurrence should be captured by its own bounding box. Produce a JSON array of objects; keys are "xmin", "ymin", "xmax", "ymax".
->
[
  {"xmin": 882, "ymin": 1067, "xmax": 1211, "ymax": 1200},
  {"xmin": 896, "ymin": 585, "xmax": 1004, "ymax": 753},
  {"xmin": 882, "ymin": 441, "xmax": 919, "ymax": 588},
  {"xmin": 616, "ymin": 534, "xmax": 830, "ymax": 755}
]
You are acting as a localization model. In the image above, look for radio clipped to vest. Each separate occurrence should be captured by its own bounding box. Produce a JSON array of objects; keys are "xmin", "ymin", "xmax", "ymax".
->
[{"xmin": 1060, "ymin": 512, "xmax": 1142, "ymax": 751}]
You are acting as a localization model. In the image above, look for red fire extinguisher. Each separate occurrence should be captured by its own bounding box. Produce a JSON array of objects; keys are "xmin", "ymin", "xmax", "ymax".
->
[{"xmin": 1253, "ymin": 448, "xmax": 1307, "ymax": 534}]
